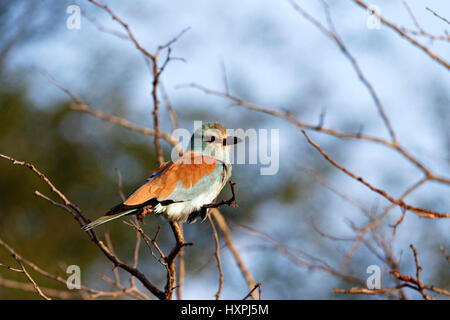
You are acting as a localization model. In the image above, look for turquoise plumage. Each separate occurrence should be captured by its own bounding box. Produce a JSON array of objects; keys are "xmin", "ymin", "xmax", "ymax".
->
[{"xmin": 83, "ymin": 123, "xmax": 240, "ymax": 230}]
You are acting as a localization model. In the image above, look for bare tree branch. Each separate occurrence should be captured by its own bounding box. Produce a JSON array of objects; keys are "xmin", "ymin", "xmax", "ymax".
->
[
  {"xmin": 183, "ymin": 83, "xmax": 450, "ymax": 186},
  {"xmin": 336, "ymin": 244, "xmax": 450, "ymax": 299},
  {"xmin": 16, "ymin": 260, "xmax": 51, "ymax": 300},
  {"xmin": 289, "ymin": 0, "xmax": 397, "ymax": 142},
  {"xmin": 300, "ymin": 130, "xmax": 450, "ymax": 218},
  {"xmin": 243, "ymin": 283, "xmax": 262, "ymax": 300}
]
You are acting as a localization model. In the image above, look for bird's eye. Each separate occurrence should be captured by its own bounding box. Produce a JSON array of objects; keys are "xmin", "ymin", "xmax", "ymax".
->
[{"xmin": 203, "ymin": 135, "xmax": 216, "ymax": 143}]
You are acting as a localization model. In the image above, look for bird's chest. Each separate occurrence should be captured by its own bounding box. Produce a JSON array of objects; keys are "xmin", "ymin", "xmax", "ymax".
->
[
  {"xmin": 163, "ymin": 163, "xmax": 231, "ymax": 220},
  {"xmin": 191, "ymin": 163, "xmax": 231, "ymax": 207}
]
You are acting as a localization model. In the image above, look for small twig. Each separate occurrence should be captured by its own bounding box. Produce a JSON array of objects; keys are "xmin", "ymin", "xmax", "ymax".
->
[
  {"xmin": 440, "ymin": 246, "xmax": 450, "ymax": 264},
  {"xmin": 336, "ymin": 244, "xmax": 449, "ymax": 299},
  {"xmin": 315, "ymin": 109, "xmax": 326, "ymax": 130},
  {"xmin": 81, "ymin": 8, "xmax": 129, "ymax": 40},
  {"xmin": 0, "ymin": 154, "xmax": 79, "ymax": 214},
  {"xmin": 0, "ymin": 276, "xmax": 81, "ymax": 299},
  {"xmin": 391, "ymin": 207, "xmax": 407, "ymax": 234},
  {"xmin": 426, "ymin": 7, "xmax": 450, "ymax": 25},
  {"xmin": 208, "ymin": 215, "xmax": 224, "ymax": 300},
  {"xmin": 160, "ymin": 82, "xmax": 179, "ymax": 131},
  {"xmin": 1, "ymin": 239, "xmax": 51, "ymax": 300},
  {"xmin": 334, "ymin": 284, "xmax": 413, "ymax": 295},
  {"xmin": 123, "ymin": 221, "xmax": 166, "ymax": 265},
  {"xmin": 243, "ymin": 283, "xmax": 262, "ymax": 300},
  {"xmin": 289, "ymin": 0, "xmax": 397, "ymax": 142},
  {"xmin": 0, "ymin": 237, "xmax": 120, "ymax": 298},
  {"xmin": 16, "ymin": 261, "xmax": 51, "ymax": 300},
  {"xmin": 403, "ymin": 2, "xmax": 423, "ymax": 32},
  {"xmin": 0, "ymin": 153, "xmax": 165, "ymax": 299},
  {"xmin": 39, "ymin": 69, "xmax": 182, "ymax": 152},
  {"xmin": 220, "ymin": 60, "xmax": 230, "ymax": 95},
  {"xmin": 115, "ymin": 168, "xmax": 126, "ymax": 201},
  {"xmin": 232, "ymin": 222, "xmax": 366, "ymax": 287},
  {"xmin": 0, "ymin": 263, "xmax": 24, "ymax": 273},
  {"xmin": 87, "ymin": 0, "xmax": 155, "ymax": 59},
  {"xmin": 401, "ymin": 3, "xmax": 449, "ymax": 42}
]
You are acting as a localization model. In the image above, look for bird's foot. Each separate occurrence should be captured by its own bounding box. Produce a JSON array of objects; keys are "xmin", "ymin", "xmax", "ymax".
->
[
  {"xmin": 202, "ymin": 180, "xmax": 238, "ymax": 210},
  {"xmin": 228, "ymin": 180, "xmax": 238, "ymax": 208},
  {"xmin": 137, "ymin": 206, "xmax": 153, "ymax": 223}
]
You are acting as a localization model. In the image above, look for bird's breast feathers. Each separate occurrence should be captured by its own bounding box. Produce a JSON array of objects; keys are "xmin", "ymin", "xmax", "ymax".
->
[{"xmin": 123, "ymin": 152, "xmax": 231, "ymax": 221}]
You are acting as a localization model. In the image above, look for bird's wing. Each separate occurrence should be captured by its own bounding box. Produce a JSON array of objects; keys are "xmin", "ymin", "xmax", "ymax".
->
[{"xmin": 123, "ymin": 152, "xmax": 224, "ymax": 205}]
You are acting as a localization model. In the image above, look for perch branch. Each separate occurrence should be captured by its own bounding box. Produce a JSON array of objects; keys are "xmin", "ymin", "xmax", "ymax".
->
[{"xmin": 300, "ymin": 131, "xmax": 450, "ymax": 218}]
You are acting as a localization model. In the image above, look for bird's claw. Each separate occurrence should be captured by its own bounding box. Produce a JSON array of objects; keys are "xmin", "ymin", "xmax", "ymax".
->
[{"xmin": 137, "ymin": 206, "xmax": 153, "ymax": 223}]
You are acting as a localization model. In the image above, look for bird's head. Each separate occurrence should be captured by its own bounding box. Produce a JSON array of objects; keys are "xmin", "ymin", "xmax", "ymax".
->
[{"xmin": 189, "ymin": 123, "xmax": 241, "ymax": 163}]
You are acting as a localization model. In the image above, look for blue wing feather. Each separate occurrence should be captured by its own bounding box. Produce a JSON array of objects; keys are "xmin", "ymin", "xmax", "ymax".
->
[{"xmin": 165, "ymin": 163, "xmax": 225, "ymax": 202}]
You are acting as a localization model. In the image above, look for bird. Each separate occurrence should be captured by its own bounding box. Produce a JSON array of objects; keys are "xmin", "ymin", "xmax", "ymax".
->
[{"xmin": 82, "ymin": 123, "xmax": 241, "ymax": 231}]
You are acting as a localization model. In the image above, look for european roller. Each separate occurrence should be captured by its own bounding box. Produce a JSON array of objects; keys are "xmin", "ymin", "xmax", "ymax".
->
[{"xmin": 83, "ymin": 123, "xmax": 241, "ymax": 230}]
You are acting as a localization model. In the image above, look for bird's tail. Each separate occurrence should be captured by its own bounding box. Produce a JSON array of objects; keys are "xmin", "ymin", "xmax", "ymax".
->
[{"xmin": 82, "ymin": 209, "xmax": 137, "ymax": 231}]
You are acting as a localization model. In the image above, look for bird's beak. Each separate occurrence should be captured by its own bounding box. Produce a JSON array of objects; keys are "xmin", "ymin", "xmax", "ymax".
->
[{"xmin": 223, "ymin": 136, "xmax": 242, "ymax": 145}]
